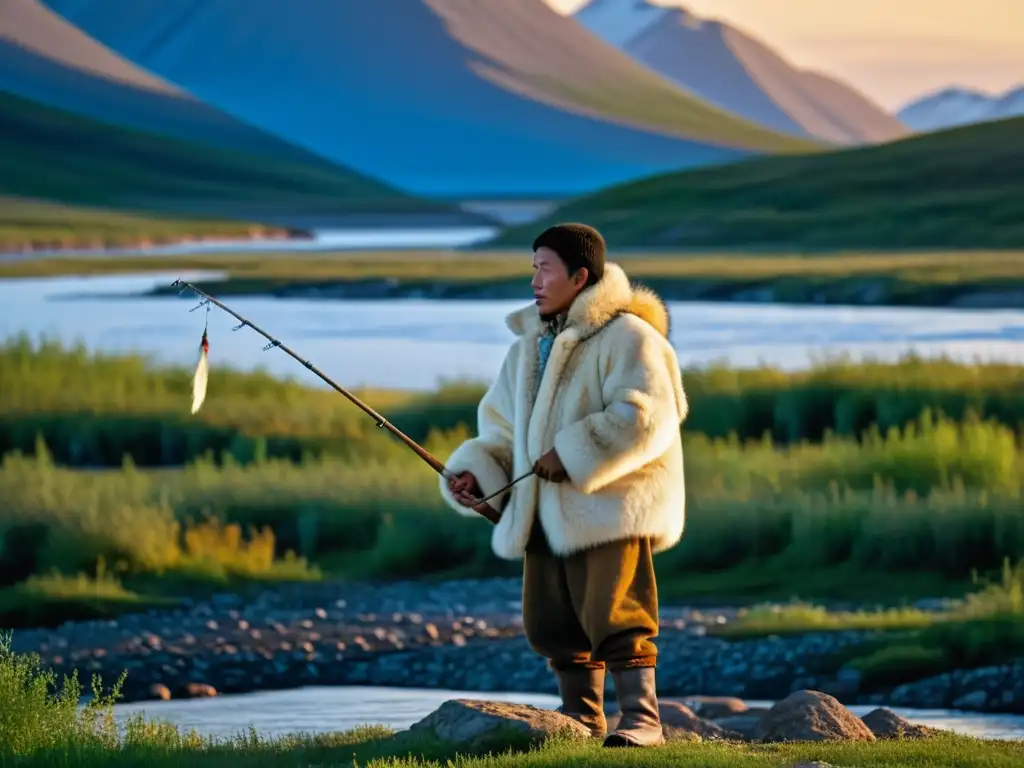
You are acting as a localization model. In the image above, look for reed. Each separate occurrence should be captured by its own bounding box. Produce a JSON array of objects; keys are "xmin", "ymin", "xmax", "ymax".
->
[{"xmin": 2, "ymin": 337, "xmax": 1022, "ymax": 472}]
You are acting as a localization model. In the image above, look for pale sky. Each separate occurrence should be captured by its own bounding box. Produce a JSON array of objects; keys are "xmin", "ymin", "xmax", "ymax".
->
[{"xmin": 548, "ymin": 0, "xmax": 1024, "ymax": 109}]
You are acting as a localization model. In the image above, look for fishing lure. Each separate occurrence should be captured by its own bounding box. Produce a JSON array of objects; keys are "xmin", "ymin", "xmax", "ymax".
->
[{"xmin": 191, "ymin": 323, "xmax": 210, "ymax": 415}]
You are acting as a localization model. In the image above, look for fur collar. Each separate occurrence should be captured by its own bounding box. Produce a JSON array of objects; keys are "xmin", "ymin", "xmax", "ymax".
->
[{"xmin": 505, "ymin": 262, "xmax": 670, "ymax": 340}]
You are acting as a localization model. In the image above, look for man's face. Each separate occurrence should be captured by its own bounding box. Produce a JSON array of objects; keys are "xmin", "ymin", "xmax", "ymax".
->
[{"xmin": 531, "ymin": 246, "xmax": 588, "ymax": 318}]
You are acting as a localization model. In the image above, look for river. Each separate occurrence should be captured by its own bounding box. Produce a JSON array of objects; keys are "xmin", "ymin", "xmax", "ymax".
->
[
  {"xmin": 110, "ymin": 685, "xmax": 1024, "ymax": 741},
  {"xmin": 2, "ymin": 272, "xmax": 1023, "ymax": 390}
]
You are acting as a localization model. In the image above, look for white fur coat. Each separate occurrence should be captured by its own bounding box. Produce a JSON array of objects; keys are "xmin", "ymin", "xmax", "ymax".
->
[{"xmin": 437, "ymin": 262, "xmax": 688, "ymax": 560}]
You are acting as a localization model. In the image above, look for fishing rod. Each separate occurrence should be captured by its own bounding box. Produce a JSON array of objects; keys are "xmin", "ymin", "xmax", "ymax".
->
[{"xmin": 171, "ymin": 279, "xmax": 532, "ymax": 523}]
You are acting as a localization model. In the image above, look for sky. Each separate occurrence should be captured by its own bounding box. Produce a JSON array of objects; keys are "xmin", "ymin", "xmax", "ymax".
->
[{"xmin": 546, "ymin": 0, "xmax": 1023, "ymax": 109}]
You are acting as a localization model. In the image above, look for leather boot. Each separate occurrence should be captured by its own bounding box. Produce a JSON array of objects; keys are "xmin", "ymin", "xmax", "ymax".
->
[
  {"xmin": 554, "ymin": 666, "xmax": 607, "ymax": 738},
  {"xmin": 603, "ymin": 666, "xmax": 665, "ymax": 747}
]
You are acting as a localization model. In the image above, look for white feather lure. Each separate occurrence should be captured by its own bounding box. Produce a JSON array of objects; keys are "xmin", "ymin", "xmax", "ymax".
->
[{"xmin": 191, "ymin": 330, "xmax": 209, "ymax": 414}]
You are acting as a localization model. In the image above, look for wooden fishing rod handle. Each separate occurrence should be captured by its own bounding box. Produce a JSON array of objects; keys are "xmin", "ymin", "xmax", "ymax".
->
[{"xmin": 471, "ymin": 503, "xmax": 501, "ymax": 525}]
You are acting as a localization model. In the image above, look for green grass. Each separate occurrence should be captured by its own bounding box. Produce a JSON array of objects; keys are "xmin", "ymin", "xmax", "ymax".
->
[
  {"xmin": 3, "ymin": 633, "xmax": 1022, "ymax": 766},
  {"xmin": 1, "ymin": 404, "xmax": 1021, "ymax": 625},
  {"xmin": 704, "ymin": 560, "xmax": 1024, "ymax": 691},
  {"xmin": 0, "ymin": 197, "xmax": 288, "ymax": 252},
  {"xmin": 1, "ymin": 340, "xmax": 1023, "ymax": 624},
  {"xmin": 2, "ymin": 338, "xmax": 1022, "ymax": 467},
  {"xmin": 0, "ymin": 90, "xmax": 455, "ymax": 240},
  {"xmin": 5, "ymin": 729, "xmax": 1022, "ymax": 768},
  {"xmin": 490, "ymin": 117, "xmax": 1024, "ymax": 251},
  {"xmin": 1, "ymin": 338, "xmax": 1022, "ymax": 622},
  {"xmin": 5, "ymin": 248, "xmax": 1021, "ymax": 308}
]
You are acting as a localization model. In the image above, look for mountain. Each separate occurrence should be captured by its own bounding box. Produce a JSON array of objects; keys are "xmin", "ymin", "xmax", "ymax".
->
[
  {"xmin": 0, "ymin": 0, "xmax": 329, "ymax": 162},
  {"xmin": 0, "ymin": 90, "xmax": 451, "ymax": 224},
  {"xmin": 489, "ymin": 116, "xmax": 1024, "ymax": 250},
  {"xmin": 574, "ymin": 0, "xmax": 907, "ymax": 144},
  {"xmin": 37, "ymin": 0, "xmax": 818, "ymax": 200},
  {"xmin": 898, "ymin": 86, "xmax": 1024, "ymax": 132}
]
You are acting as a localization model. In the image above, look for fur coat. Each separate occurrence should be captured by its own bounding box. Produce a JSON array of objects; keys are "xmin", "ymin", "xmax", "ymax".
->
[{"xmin": 437, "ymin": 262, "xmax": 688, "ymax": 560}]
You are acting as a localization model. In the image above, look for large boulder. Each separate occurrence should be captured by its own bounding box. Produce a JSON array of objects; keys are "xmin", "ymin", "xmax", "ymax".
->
[
  {"xmin": 861, "ymin": 707, "xmax": 934, "ymax": 739},
  {"xmin": 757, "ymin": 690, "xmax": 876, "ymax": 743},
  {"xmin": 407, "ymin": 699, "xmax": 590, "ymax": 751}
]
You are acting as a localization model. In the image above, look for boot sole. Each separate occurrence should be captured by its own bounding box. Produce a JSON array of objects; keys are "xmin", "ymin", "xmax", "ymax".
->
[{"xmin": 602, "ymin": 733, "xmax": 666, "ymax": 748}]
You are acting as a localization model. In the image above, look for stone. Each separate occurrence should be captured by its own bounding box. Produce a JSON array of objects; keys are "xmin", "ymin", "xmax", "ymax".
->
[
  {"xmin": 658, "ymin": 701, "xmax": 741, "ymax": 740},
  {"xmin": 407, "ymin": 699, "xmax": 590, "ymax": 751},
  {"xmin": 953, "ymin": 690, "xmax": 988, "ymax": 710},
  {"xmin": 679, "ymin": 695, "xmax": 749, "ymax": 719},
  {"xmin": 147, "ymin": 684, "xmax": 171, "ymax": 701},
  {"xmin": 715, "ymin": 712, "xmax": 765, "ymax": 741},
  {"xmin": 182, "ymin": 682, "xmax": 218, "ymax": 698},
  {"xmin": 861, "ymin": 708, "xmax": 934, "ymax": 739},
  {"xmin": 757, "ymin": 690, "xmax": 876, "ymax": 743}
]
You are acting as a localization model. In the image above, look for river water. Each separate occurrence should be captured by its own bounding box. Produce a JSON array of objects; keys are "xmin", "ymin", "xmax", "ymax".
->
[
  {"xmin": 110, "ymin": 685, "xmax": 1024, "ymax": 741},
  {"xmin": 2, "ymin": 272, "xmax": 1023, "ymax": 391}
]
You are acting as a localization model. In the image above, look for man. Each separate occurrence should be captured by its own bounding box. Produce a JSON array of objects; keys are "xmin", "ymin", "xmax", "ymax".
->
[{"xmin": 438, "ymin": 223, "xmax": 688, "ymax": 748}]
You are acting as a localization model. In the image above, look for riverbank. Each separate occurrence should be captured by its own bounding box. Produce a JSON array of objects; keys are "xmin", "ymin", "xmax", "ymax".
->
[
  {"xmin": 7, "ymin": 577, "xmax": 1024, "ymax": 717},
  {"xmin": 4, "ymin": 249, "xmax": 1022, "ymax": 308},
  {"xmin": 0, "ymin": 197, "xmax": 308, "ymax": 254}
]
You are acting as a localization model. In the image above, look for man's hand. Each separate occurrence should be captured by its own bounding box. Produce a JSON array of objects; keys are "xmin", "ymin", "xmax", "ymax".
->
[
  {"xmin": 448, "ymin": 471, "xmax": 482, "ymax": 507},
  {"xmin": 533, "ymin": 448, "xmax": 568, "ymax": 483}
]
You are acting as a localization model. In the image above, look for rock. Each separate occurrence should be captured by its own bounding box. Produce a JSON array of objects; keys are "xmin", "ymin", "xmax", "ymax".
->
[
  {"xmin": 658, "ymin": 702, "xmax": 741, "ymax": 740},
  {"xmin": 758, "ymin": 690, "xmax": 876, "ymax": 743},
  {"xmin": 147, "ymin": 684, "xmax": 171, "ymax": 701},
  {"xmin": 861, "ymin": 708, "xmax": 934, "ymax": 739},
  {"xmin": 953, "ymin": 690, "xmax": 988, "ymax": 710},
  {"xmin": 182, "ymin": 682, "xmax": 218, "ymax": 698},
  {"xmin": 407, "ymin": 699, "xmax": 589, "ymax": 751},
  {"xmin": 715, "ymin": 712, "xmax": 765, "ymax": 740},
  {"xmin": 680, "ymin": 695, "xmax": 748, "ymax": 719}
]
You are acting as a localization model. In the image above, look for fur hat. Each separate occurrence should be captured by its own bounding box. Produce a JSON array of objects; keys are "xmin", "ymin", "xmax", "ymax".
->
[{"xmin": 532, "ymin": 223, "xmax": 606, "ymax": 285}]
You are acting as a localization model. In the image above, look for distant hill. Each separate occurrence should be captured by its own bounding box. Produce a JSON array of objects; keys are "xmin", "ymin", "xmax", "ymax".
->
[
  {"xmin": 39, "ymin": 0, "xmax": 818, "ymax": 200},
  {"xmin": 488, "ymin": 117, "xmax": 1024, "ymax": 250},
  {"xmin": 898, "ymin": 85, "xmax": 1024, "ymax": 132},
  {"xmin": 574, "ymin": 0, "xmax": 907, "ymax": 144},
  {"xmin": 0, "ymin": 0, "xmax": 332, "ymax": 163},
  {"xmin": 0, "ymin": 90, "xmax": 453, "ymax": 225}
]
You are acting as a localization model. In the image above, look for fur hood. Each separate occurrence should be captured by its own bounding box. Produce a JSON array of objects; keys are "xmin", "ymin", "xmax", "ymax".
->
[{"xmin": 505, "ymin": 262, "xmax": 670, "ymax": 340}]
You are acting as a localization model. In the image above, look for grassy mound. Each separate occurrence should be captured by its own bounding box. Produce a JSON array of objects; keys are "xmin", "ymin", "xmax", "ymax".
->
[{"xmin": 490, "ymin": 117, "xmax": 1024, "ymax": 250}]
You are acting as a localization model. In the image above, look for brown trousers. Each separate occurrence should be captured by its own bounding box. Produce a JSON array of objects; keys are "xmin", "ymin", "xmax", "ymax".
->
[{"xmin": 521, "ymin": 518, "xmax": 659, "ymax": 672}]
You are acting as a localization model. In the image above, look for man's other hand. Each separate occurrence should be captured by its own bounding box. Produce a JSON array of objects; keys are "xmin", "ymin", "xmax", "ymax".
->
[{"xmin": 533, "ymin": 448, "xmax": 568, "ymax": 483}]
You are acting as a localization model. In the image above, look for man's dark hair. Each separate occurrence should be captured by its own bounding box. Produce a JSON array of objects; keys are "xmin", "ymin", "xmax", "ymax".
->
[{"xmin": 532, "ymin": 223, "xmax": 606, "ymax": 286}]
